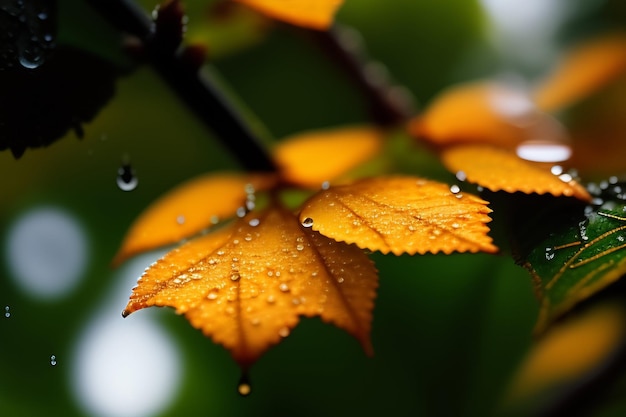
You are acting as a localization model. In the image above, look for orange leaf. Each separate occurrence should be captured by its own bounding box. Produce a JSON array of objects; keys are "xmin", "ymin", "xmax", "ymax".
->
[
  {"xmin": 408, "ymin": 81, "xmax": 538, "ymax": 149},
  {"xmin": 123, "ymin": 203, "xmax": 378, "ymax": 368},
  {"xmin": 273, "ymin": 125, "xmax": 384, "ymax": 188},
  {"xmin": 112, "ymin": 172, "xmax": 277, "ymax": 266},
  {"xmin": 533, "ymin": 33, "xmax": 626, "ymax": 111},
  {"xmin": 233, "ymin": 0, "xmax": 344, "ymax": 30},
  {"xmin": 298, "ymin": 176, "xmax": 498, "ymax": 255},
  {"xmin": 441, "ymin": 145, "xmax": 591, "ymax": 201}
]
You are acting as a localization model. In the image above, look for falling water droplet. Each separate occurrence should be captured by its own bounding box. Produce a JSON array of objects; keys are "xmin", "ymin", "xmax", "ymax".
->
[
  {"xmin": 50, "ymin": 355, "xmax": 57, "ymax": 366},
  {"xmin": 4, "ymin": 306, "xmax": 10, "ymax": 318},
  {"xmin": 117, "ymin": 163, "xmax": 138, "ymax": 191},
  {"xmin": 301, "ymin": 218, "xmax": 314, "ymax": 228},
  {"xmin": 238, "ymin": 373, "xmax": 252, "ymax": 397}
]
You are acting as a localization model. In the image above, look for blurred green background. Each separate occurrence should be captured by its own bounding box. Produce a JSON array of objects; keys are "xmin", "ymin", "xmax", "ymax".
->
[{"xmin": 1, "ymin": 0, "xmax": 625, "ymax": 416}]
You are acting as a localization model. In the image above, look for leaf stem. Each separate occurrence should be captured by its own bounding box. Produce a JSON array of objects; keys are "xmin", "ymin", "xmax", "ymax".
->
[{"xmin": 85, "ymin": 0, "xmax": 277, "ymax": 172}]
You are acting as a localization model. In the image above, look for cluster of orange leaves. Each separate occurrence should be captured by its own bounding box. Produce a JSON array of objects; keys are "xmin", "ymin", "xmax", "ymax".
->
[{"xmin": 116, "ymin": 0, "xmax": 626, "ymax": 374}]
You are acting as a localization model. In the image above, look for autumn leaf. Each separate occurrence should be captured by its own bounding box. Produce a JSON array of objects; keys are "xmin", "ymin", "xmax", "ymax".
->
[
  {"xmin": 502, "ymin": 301, "xmax": 626, "ymax": 414},
  {"xmin": 123, "ymin": 203, "xmax": 378, "ymax": 368},
  {"xmin": 533, "ymin": 32, "xmax": 626, "ymax": 112},
  {"xmin": 273, "ymin": 125, "xmax": 384, "ymax": 188},
  {"xmin": 407, "ymin": 81, "xmax": 539, "ymax": 149},
  {"xmin": 440, "ymin": 145, "xmax": 591, "ymax": 201},
  {"xmin": 113, "ymin": 172, "xmax": 277, "ymax": 266},
  {"xmin": 298, "ymin": 175, "xmax": 498, "ymax": 255},
  {"xmin": 522, "ymin": 195, "xmax": 626, "ymax": 335},
  {"xmin": 232, "ymin": 0, "xmax": 344, "ymax": 30}
]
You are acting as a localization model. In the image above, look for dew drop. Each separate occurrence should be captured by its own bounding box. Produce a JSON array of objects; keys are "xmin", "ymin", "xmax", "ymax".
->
[
  {"xmin": 455, "ymin": 171, "xmax": 467, "ymax": 182},
  {"xmin": 238, "ymin": 373, "xmax": 252, "ymax": 397},
  {"xmin": 301, "ymin": 217, "xmax": 314, "ymax": 228},
  {"xmin": 248, "ymin": 218, "xmax": 260, "ymax": 227},
  {"xmin": 450, "ymin": 184, "xmax": 461, "ymax": 194},
  {"xmin": 516, "ymin": 141, "xmax": 572, "ymax": 163},
  {"xmin": 278, "ymin": 327, "xmax": 290, "ymax": 338},
  {"xmin": 236, "ymin": 207, "xmax": 247, "ymax": 218},
  {"xmin": 551, "ymin": 165, "xmax": 563, "ymax": 176},
  {"xmin": 207, "ymin": 291, "xmax": 218, "ymax": 300},
  {"xmin": 50, "ymin": 355, "xmax": 57, "ymax": 366},
  {"xmin": 4, "ymin": 306, "xmax": 10, "ymax": 318},
  {"xmin": 321, "ymin": 181, "xmax": 330, "ymax": 190},
  {"xmin": 176, "ymin": 215, "xmax": 185, "ymax": 225},
  {"xmin": 296, "ymin": 244, "xmax": 305, "ymax": 251},
  {"xmin": 230, "ymin": 272, "xmax": 240, "ymax": 282},
  {"xmin": 266, "ymin": 294, "xmax": 276, "ymax": 304},
  {"xmin": 337, "ymin": 277, "xmax": 345, "ymax": 284},
  {"xmin": 116, "ymin": 163, "xmax": 138, "ymax": 191},
  {"xmin": 279, "ymin": 283, "xmax": 289, "ymax": 292},
  {"xmin": 545, "ymin": 247, "xmax": 555, "ymax": 261}
]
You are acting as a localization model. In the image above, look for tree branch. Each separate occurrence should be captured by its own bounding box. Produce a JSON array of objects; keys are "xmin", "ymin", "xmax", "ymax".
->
[{"xmin": 85, "ymin": 0, "xmax": 277, "ymax": 172}]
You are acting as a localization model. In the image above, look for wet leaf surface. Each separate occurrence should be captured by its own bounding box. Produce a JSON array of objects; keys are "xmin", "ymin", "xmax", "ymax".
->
[
  {"xmin": 521, "ymin": 193, "xmax": 626, "ymax": 334},
  {"xmin": 0, "ymin": 45, "xmax": 123, "ymax": 158},
  {"xmin": 299, "ymin": 175, "xmax": 498, "ymax": 255},
  {"xmin": 124, "ymin": 203, "xmax": 378, "ymax": 368},
  {"xmin": 113, "ymin": 172, "xmax": 277, "ymax": 266},
  {"xmin": 441, "ymin": 145, "xmax": 591, "ymax": 201}
]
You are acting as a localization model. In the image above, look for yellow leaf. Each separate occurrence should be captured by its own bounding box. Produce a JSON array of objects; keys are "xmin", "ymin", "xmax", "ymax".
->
[
  {"xmin": 534, "ymin": 33, "xmax": 626, "ymax": 111},
  {"xmin": 408, "ymin": 81, "xmax": 537, "ymax": 149},
  {"xmin": 273, "ymin": 125, "xmax": 384, "ymax": 188},
  {"xmin": 441, "ymin": 145, "xmax": 591, "ymax": 201},
  {"xmin": 233, "ymin": 0, "xmax": 344, "ymax": 30},
  {"xmin": 112, "ymin": 172, "xmax": 277, "ymax": 266},
  {"xmin": 298, "ymin": 176, "xmax": 498, "ymax": 255},
  {"xmin": 123, "ymin": 203, "xmax": 378, "ymax": 368},
  {"xmin": 503, "ymin": 301, "xmax": 626, "ymax": 409}
]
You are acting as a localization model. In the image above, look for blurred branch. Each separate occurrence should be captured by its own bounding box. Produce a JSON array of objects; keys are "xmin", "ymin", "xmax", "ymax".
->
[
  {"xmin": 305, "ymin": 25, "xmax": 416, "ymax": 127},
  {"xmin": 85, "ymin": 0, "xmax": 277, "ymax": 172}
]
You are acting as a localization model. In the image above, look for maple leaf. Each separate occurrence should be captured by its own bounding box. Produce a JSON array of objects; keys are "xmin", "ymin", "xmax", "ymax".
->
[
  {"xmin": 233, "ymin": 0, "xmax": 344, "ymax": 30},
  {"xmin": 299, "ymin": 175, "xmax": 498, "ymax": 255},
  {"xmin": 123, "ymin": 203, "xmax": 378, "ymax": 369}
]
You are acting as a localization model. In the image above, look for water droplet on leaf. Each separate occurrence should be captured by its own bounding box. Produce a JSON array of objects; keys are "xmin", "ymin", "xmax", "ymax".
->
[
  {"xmin": 301, "ymin": 217, "xmax": 314, "ymax": 228},
  {"xmin": 50, "ymin": 355, "xmax": 57, "ymax": 366},
  {"xmin": 4, "ymin": 306, "xmax": 10, "ymax": 318}
]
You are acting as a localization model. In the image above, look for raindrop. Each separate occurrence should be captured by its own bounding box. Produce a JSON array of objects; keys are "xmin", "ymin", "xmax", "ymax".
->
[
  {"xmin": 206, "ymin": 291, "xmax": 218, "ymax": 300},
  {"xmin": 117, "ymin": 163, "xmax": 138, "ymax": 191},
  {"xmin": 230, "ymin": 272, "xmax": 240, "ymax": 282},
  {"xmin": 337, "ymin": 277, "xmax": 345, "ymax": 284},
  {"xmin": 301, "ymin": 218, "xmax": 314, "ymax": 228},
  {"xmin": 516, "ymin": 141, "xmax": 572, "ymax": 163},
  {"xmin": 296, "ymin": 244, "xmax": 305, "ymax": 251},
  {"xmin": 450, "ymin": 184, "xmax": 461, "ymax": 194},
  {"xmin": 321, "ymin": 181, "xmax": 330, "ymax": 190},
  {"xmin": 545, "ymin": 247, "xmax": 555, "ymax": 261},
  {"xmin": 4, "ymin": 306, "xmax": 10, "ymax": 318},
  {"xmin": 236, "ymin": 207, "xmax": 247, "ymax": 218},
  {"xmin": 248, "ymin": 218, "xmax": 260, "ymax": 227},
  {"xmin": 279, "ymin": 283, "xmax": 289, "ymax": 292},
  {"xmin": 455, "ymin": 171, "xmax": 467, "ymax": 182},
  {"xmin": 50, "ymin": 355, "xmax": 57, "ymax": 366},
  {"xmin": 551, "ymin": 165, "xmax": 563, "ymax": 176},
  {"xmin": 176, "ymin": 215, "xmax": 185, "ymax": 225},
  {"xmin": 238, "ymin": 373, "xmax": 252, "ymax": 397}
]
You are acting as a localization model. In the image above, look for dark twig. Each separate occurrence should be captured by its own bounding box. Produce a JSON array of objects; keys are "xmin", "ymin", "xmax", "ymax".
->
[
  {"xmin": 85, "ymin": 0, "xmax": 276, "ymax": 172},
  {"xmin": 305, "ymin": 25, "xmax": 416, "ymax": 127}
]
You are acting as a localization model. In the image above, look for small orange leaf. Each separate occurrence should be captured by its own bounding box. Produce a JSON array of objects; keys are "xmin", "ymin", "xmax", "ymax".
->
[
  {"xmin": 298, "ymin": 176, "xmax": 498, "ymax": 255},
  {"xmin": 112, "ymin": 172, "xmax": 277, "ymax": 266},
  {"xmin": 408, "ymin": 81, "xmax": 537, "ymax": 149},
  {"xmin": 273, "ymin": 125, "xmax": 384, "ymax": 188},
  {"xmin": 233, "ymin": 0, "xmax": 344, "ymax": 30},
  {"xmin": 441, "ymin": 145, "xmax": 591, "ymax": 201},
  {"xmin": 123, "ymin": 203, "xmax": 378, "ymax": 368},
  {"xmin": 533, "ymin": 33, "xmax": 626, "ymax": 111}
]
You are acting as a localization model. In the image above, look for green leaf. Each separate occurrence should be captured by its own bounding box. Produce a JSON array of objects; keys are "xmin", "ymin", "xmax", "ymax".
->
[{"xmin": 523, "ymin": 191, "xmax": 626, "ymax": 334}]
